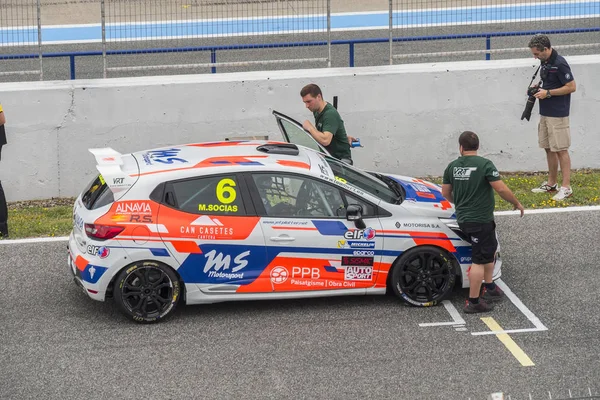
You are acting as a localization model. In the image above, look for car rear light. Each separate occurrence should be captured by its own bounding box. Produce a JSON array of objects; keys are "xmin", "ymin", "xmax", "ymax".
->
[{"xmin": 85, "ymin": 223, "xmax": 124, "ymax": 240}]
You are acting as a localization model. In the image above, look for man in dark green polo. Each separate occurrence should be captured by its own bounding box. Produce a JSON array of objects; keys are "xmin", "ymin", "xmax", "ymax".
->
[{"xmin": 300, "ymin": 84, "xmax": 353, "ymax": 164}]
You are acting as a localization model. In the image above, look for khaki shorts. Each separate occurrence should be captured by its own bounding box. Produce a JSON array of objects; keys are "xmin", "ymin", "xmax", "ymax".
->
[{"xmin": 538, "ymin": 116, "xmax": 571, "ymax": 152}]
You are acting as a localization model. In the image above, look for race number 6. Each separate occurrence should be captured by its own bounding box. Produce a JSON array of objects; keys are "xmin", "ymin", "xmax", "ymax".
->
[{"xmin": 216, "ymin": 178, "xmax": 237, "ymax": 204}]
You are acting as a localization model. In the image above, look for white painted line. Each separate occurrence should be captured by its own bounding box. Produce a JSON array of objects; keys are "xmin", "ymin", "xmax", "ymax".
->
[
  {"xmin": 419, "ymin": 300, "xmax": 466, "ymax": 327},
  {"xmin": 495, "ymin": 205, "xmax": 600, "ymax": 216},
  {"xmin": 0, "ymin": 236, "xmax": 69, "ymax": 245},
  {"xmin": 471, "ymin": 278, "xmax": 548, "ymax": 336}
]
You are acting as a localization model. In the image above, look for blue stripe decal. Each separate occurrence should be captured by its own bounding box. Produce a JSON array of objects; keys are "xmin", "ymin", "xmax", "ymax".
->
[
  {"xmin": 3, "ymin": 2, "xmax": 597, "ymax": 45},
  {"xmin": 381, "ymin": 234, "xmax": 462, "ymax": 241},
  {"xmin": 177, "ymin": 244, "xmax": 402, "ymax": 285},
  {"xmin": 150, "ymin": 248, "xmax": 170, "ymax": 257},
  {"xmin": 324, "ymin": 265, "xmax": 339, "ymax": 273},
  {"xmin": 312, "ymin": 220, "xmax": 349, "ymax": 236}
]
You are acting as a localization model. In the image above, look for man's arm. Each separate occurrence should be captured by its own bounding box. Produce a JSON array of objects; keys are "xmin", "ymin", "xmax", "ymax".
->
[
  {"xmin": 535, "ymin": 80, "xmax": 576, "ymax": 99},
  {"xmin": 302, "ymin": 120, "xmax": 333, "ymax": 146},
  {"xmin": 489, "ymin": 180, "xmax": 524, "ymax": 217},
  {"xmin": 441, "ymin": 184, "xmax": 453, "ymax": 204}
]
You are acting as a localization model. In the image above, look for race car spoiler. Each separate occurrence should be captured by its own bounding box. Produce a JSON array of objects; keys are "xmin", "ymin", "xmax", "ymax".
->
[{"xmin": 89, "ymin": 148, "xmax": 139, "ymax": 199}]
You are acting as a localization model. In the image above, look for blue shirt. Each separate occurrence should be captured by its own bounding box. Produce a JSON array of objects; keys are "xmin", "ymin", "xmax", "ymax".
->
[{"xmin": 539, "ymin": 49, "xmax": 574, "ymax": 118}]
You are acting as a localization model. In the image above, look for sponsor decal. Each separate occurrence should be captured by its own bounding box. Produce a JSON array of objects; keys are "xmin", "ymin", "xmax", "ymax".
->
[
  {"xmin": 202, "ymin": 250, "xmax": 249, "ymax": 280},
  {"xmin": 113, "ymin": 177, "xmax": 125, "ymax": 185},
  {"xmin": 409, "ymin": 183, "xmax": 431, "ymax": 193},
  {"xmin": 453, "ymin": 167, "xmax": 477, "ymax": 180},
  {"xmin": 292, "ymin": 267, "xmax": 320, "ymax": 279},
  {"xmin": 270, "ymin": 266, "xmax": 289, "ymax": 284},
  {"xmin": 344, "ymin": 266, "xmax": 373, "ymax": 281},
  {"xmin": 263, "ymin": 220, "xmax": 309, "ymax": 226},
  {"xmin": 342, "ymin": 256, "xmax": 374, "ymax": 266},
  {"xmin": 87, "ymin": 245, "xmax": 110, "ymax": 258},
  {"xmin": 460, "ymin": 256, "xmax": 472, "ymax": 263},
  {"xmin": 115, "ymin": 202, "xmax": 152, "ymax": 215},
  {"xmin": 129, "ymin": 215, "xmax": 152, "ymax": 223},
  {"xmin": 344, "ymin": 227, "xmax": 376, "ymax": 240},
  {"xmin": 74, "ymin": 213, "xmax": 84, "ymax": 230},
  {"xmin": 142, "ymin": 148, "xmax": 187, "ymax": 165},
  {"xmin": 182, "ymin": 216, "xmax": 235, "ymax": 240},
  {"xmin": 353, "ymin": 250, "xmax": 374, "ymax": 256},
  {"xmin": 326, "ymin": 280, "xmax": 356, "ymax": 288},
  {"xmin": 337, "ymin": 240, "xmax": 375, "ymax": 249},
  {"xmin": 400, "ymin": 222, "xmax": 441, "ymax": 229},
  {"xmin": 198, "ymin": 204, "xmax": 238, "ymax": 213}
]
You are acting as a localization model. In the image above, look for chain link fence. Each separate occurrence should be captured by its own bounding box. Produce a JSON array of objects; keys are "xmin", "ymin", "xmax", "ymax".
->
[
  {"xmin": 391, "ymin": 0, "xmax": 600, "ymax": 64},
  {"xmin": 0, "ymin": 0, "xmax": 43, "ymax": 80},
  {"xmin": 101, "ymin": 0, "xmax": 331, "ymax": 78}
]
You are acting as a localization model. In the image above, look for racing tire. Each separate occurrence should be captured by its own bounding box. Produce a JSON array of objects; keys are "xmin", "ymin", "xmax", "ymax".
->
[
  {"xmin": 113, "ymin": 261, "xmax": 181, "ymax": 324},
  {"xmin": 391, "ymin": 246, "xmax": 456, "ymax": 307}
]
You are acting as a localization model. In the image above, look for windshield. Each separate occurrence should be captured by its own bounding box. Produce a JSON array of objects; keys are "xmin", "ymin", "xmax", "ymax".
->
[
  {"xmin": 274, "ymin": 111, "xmax": 328, "ymax": 154},
  {"xmin": 324, "ymin": 156, "xmax": 402, "ymax": 204}
]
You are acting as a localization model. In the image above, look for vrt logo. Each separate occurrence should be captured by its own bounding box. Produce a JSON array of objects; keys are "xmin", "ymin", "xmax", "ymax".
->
[
  {"xmin": 453, "ymin": 167, "xmax": 477, "ymax": 179},
  {"xmin": 113, "ymin": 177, "xmax": 125, "ymax": 184},
  {"xmin": 203, "ymin": 250, "xmax": 249, "ymax": 274}
]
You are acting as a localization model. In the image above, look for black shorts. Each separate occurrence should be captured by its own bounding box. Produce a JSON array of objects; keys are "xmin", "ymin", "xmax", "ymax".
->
[{"xmin": 458, "ymin": 221, "xmax": 498, "ymax": 264}]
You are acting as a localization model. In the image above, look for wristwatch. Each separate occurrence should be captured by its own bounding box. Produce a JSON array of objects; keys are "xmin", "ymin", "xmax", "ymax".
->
[{"xmin": 546, "ymin": 90, "xmax": 552, "ymax": 98}]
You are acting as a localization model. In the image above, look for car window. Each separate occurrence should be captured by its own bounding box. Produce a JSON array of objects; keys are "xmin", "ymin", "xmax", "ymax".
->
[
  {"xmin": 81, "ymin": 174, "xmax": 115, "ymax": 210},
  {"xmin": 325, "ymin": 156, "xmax": 398, "ymax": 204},
  {"xmin": 344, "ymin": 193, "xmax": 377, "ymax": 217},
  {"xmin": 252, "ymin": 173, "xmax": 345, "ymax": 218},
  {"xmin": 279, "ymin": 118, "xmax": 327, "ymax": 154},
  {"xmin": 170, "ymin": 175, "xmax": 246, "ymax": 215}
]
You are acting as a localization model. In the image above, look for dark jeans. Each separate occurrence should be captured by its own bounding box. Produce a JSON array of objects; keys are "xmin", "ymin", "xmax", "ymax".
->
[{"xmin": 0, "ymin": 180, "xmax": 8, "ymax": 236}]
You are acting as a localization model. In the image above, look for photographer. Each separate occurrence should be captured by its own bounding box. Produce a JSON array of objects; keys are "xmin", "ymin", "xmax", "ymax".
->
[{"xmin": 527, "ymin": 34, "xmax": 576, "ymax": 201}]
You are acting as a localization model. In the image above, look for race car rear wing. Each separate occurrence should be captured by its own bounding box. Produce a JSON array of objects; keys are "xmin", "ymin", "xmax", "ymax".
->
[{"xmin": 89, "ymin": 148, "xmax": 139, "ymax": 199}]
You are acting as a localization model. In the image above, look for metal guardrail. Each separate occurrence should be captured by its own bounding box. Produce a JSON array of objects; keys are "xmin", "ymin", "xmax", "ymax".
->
[{"xmin": 1, "ymin": 27, "xmax": 599, "ymax": 80}]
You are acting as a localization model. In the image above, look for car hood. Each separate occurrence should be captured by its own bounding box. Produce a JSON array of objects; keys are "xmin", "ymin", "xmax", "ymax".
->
[{"xmin": 385, "ymin": 173, "xmax": 456, "ymax": 218}]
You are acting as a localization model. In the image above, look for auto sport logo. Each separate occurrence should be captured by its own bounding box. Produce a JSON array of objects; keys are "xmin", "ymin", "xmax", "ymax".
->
[
  {"xmin": 344, "ymin": 228, "xmax": 376, "ymax": 240},
  {"xmin": 345, "ymin": 266, "xmax": 373, "ymax": 281},
  {"xmin": 270, "ymin": 266, "xmax": 289, "ymax": 284}
]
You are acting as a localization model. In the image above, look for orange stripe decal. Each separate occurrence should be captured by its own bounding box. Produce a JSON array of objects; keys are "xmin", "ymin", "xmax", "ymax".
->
[
  {"xmin": 276, "ymin": 160, "xmax": 311, "ymax": 170},
  {"xmin": 171, "ymin": 241, "xmax": 202, "ymax": 254},
  {"xmin": 271, "ymin": 226, "xmax": 318, "ymax": 231},
  {"xmin": 75, "ymin": 255, "xmax": 89, "ymax": 272}
]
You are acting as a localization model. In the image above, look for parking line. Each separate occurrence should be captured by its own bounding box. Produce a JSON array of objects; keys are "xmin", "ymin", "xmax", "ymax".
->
[
  {"xmin": 481, "ymin": 317, "xmax": 535, "ymax": 367},
  {"xmin": 419, "ymin": 300, "xmax": 466, "ymax": 327}
]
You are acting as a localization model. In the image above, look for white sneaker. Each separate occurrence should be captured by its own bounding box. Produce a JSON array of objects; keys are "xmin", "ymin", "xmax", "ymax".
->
[
  {"xmin": 552, "ymin": 187, "xmax": 573, "ymax": 201},
  {"xmin": 531, "ymin": 181, "xmax": 558, "ymax": 193}
]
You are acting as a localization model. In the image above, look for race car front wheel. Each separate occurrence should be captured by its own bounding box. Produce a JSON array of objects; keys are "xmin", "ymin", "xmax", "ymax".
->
[
  {"xmin": 391, "ymin": 246, "xmax": 456, "ymax": 307},
  {"xmin": 114, "ymin": 261, "xmax": 181, "ymax": 323}
]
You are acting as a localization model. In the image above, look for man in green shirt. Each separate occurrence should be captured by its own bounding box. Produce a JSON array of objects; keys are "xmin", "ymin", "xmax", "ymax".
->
[
  {"xmin": 300, "ymin": 84, "xmax": 353, "ymax": 164},
  {"xmin": 442, "ymin": 131, "xmax": 524, "ymax": 313}
]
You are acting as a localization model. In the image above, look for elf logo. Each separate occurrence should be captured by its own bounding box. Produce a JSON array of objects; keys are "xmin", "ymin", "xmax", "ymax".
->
[{"xmin": 344, "ymin": 228, "xmax": 376, "ymax": 240}]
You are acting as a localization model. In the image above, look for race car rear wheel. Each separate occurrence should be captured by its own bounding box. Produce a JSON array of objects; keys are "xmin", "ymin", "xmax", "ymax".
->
[
  {"xmin": 391, "ymin": 246, "xmax": 456, "ymax": 307},
  {"xmin": 114, "ymin": 261, "xmax": 180, "ymax": 323}
]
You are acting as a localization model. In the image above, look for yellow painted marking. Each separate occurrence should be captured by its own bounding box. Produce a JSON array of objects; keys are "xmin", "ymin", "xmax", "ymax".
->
[{"xmin": 481, "ymin": 317, "xmax": 535, "ymax": 367}]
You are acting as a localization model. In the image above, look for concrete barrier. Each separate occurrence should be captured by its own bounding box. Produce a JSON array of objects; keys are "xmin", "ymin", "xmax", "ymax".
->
[{"xmin": 1, "ymin": 55, "xmax": 599, "ymax": 201}]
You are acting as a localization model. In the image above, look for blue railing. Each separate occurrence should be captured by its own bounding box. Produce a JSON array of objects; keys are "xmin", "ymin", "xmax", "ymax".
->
[{"xmin": 1, "ymin": 28, "xmax": 598, "ymax": 80}]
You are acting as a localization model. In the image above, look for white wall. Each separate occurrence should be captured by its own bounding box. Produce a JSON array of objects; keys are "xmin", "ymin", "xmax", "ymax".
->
[{"xmin": 1, "ymin": 55, "xmax": 599, "ymax": 201}]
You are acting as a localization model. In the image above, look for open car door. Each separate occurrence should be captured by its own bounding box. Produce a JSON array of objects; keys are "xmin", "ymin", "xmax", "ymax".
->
[{"xmin": 272, "ymin": 110, "xmax": 331, "ymax": 156}]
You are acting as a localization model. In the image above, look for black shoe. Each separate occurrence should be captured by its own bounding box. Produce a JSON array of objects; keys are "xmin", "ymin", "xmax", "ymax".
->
[
  {"xmin": 481, "ymin": 286, "xmax": 504, "ymax": 302},
  {"xmin": 464, "ymin": 299, "xmax": 493, "ymax": 314}
]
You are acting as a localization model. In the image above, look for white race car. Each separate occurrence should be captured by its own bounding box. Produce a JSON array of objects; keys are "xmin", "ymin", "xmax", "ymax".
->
[{"xmin": 68, "ymin": 111, "xmax": 501, "ymax": 323}]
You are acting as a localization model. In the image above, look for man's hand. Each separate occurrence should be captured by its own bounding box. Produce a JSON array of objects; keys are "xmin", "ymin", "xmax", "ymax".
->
[
  {"xmin": 302, "ymin": 120, "xmax": 315, "ymax": 132},
  {"xmin": 514, "ymin": 202, "xmax": 525, "ymax": 217},
  {"xmin": 533, "ymin": 89, "xmax": 549, "ymax": 100},
  {"xmin": 347, "ymin": 136, "xmax": 356, "ymax": 145}
]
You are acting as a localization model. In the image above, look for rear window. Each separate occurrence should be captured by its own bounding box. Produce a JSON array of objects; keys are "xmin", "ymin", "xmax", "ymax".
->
[{"xmin": 81, "ymin": 174, "xmax": 115, "ymax": 210}]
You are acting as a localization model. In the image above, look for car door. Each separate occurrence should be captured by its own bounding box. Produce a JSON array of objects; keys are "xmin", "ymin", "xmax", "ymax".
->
[
  {"xmin": 243, "ymin": 170, "xmax": 383, "ymax": 294},
  {"xmin": 273, "ymin": 110, "xmax": 331, "ymax": 156},
  {"xmin": 154, "ymin": 173, "xmax": 270, "ymax": 297}
]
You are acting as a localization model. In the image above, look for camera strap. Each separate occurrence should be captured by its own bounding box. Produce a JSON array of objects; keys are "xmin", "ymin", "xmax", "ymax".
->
[{"xmin": 528, "ymin": 65, "xmax": 541, "ymax": 87}]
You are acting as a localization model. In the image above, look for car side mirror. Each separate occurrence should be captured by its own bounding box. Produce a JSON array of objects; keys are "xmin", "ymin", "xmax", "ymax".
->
[{"xmin": 346, "ymin": 204, "xmax": 366, "ymax": 229}]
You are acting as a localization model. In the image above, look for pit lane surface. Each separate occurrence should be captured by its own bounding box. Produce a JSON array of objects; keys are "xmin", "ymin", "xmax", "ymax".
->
[{"xmin": 1, "ymin": 209, "xmax": 599, "ymax": 399}]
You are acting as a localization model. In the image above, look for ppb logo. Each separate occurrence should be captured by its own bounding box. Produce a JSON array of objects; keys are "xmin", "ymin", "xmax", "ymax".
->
[{"xmin": 270, "ymin": 266, "xmax": 289, "ymax": 284}]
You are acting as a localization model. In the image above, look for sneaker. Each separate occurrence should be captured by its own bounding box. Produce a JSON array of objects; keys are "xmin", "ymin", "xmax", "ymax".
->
[
  {"xmin": 552, "ymin": 187, "xmax": 573, "ymax": 201},
  {"xmin": 463, "ymin": 299, "xmax": 494, "ymax": 314},
  {"xmin": 481, "ymin": 286, "xmax": 504, "ymax": 302},
  {"xmin": 531, "ymin": 181, "xmax": 558, "ymax": 193}
]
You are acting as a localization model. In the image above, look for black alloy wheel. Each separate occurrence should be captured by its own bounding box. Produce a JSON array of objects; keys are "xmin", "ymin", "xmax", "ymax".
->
[
  {"xmin": 391, "ymin": 246, "xmax": 456, "ymax": 306},
  {"xmin": 114, "ymin": 261, "xmax": 180, "ymax": 323}
]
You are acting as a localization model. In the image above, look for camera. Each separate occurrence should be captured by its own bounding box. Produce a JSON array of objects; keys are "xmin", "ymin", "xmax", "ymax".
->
[{"xmin": 521, "ymin": 85, "xmax": 539, "ymax": 121}]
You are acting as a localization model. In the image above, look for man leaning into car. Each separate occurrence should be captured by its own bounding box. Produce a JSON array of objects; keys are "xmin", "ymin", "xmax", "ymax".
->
[
  {"xmin": 442, "ymin": 131, "xmax": 524, "ymax": 314},
  {"xmin": 300, "ymin": 83, "xmax": 353, "ymax": 165},
  {"xmin": 0, "ymin": 102, "xmax": 8, "ymax": 239}
]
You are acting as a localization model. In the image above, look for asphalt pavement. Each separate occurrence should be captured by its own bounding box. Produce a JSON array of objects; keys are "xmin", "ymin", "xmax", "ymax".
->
[{"xmin": 1, "ymin": 209, "xmax": 599, "ymax": 399}]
